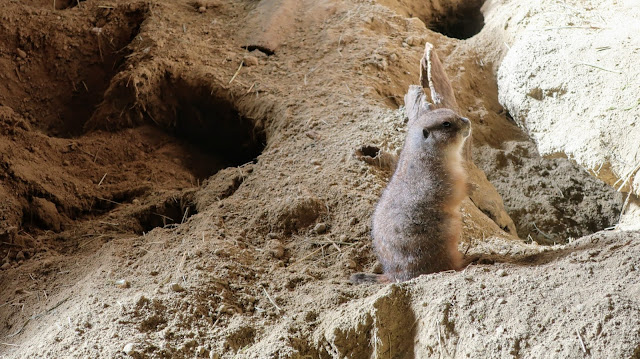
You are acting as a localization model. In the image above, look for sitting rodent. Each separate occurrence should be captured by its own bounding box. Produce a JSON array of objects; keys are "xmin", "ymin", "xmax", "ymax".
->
[{"xmin": 352, "ymin": 105, "xmax": 471, "ymax": 283}]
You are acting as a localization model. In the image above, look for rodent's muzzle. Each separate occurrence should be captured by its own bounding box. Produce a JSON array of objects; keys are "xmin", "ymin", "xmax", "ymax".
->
[{"xmin": 460, "ymin": 117, "xmax": 471, "ymax": 137}]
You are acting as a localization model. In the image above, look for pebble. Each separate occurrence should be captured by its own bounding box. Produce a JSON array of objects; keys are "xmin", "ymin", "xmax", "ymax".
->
[
  {"xmin": 346, "ymin": 259, "xmax": 357, "ymax": 269},
  {"xmin": 15, "ymin": 251, "xmax": 25, "ymax": 261},
  {"xmin": 270, "ymin": 244, "xmax": 285, "ymax": 259},
  {"xmin": 496, "ymin": 326, "xmax": 505, "ymax": 335},
  {"xmin": 243, "ymin": 55, "xmax": 259, "ymax": 67},
  {"xmin": 115, "ymin": 279, "xmax": 130, "ymax": 289},
  {"xmin": 313, "ymin": 222, "xmax": 327, "ymax": 234},
  {"xmin": 266, "ymin": 232, "xmax": 278, "ymax": 240},
  {"xmin": 198, "ymin": 6, "xmax": 206, "ymax": 13},
  {"xmin": 1, "ymin": 262, "xmax": 10, "ymax": 270},
  {"xmin": 496, "ymin": 269, "xmax": 507, "ymax": 277},
  {"xmin": 496, "ymin": 297, "xmax": 507, "ymax": 305},
  {"xmin": 16, "ymin": 48, "xmax": 27, "ymax": 59},
  {"xmin": 123, "ymin": 343, "xmax": 135, "ymax": 355},
  {"xmin": 170, "ymin": 283, "xmax": 185, "ymax": 292}
]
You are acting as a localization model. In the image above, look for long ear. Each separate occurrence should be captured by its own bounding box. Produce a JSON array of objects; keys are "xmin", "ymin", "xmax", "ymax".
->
[
  {"xmin": 404, "ymin": 85, "xmax": 431, "ymax": 125},
  {"xmin": 420, "ymin": 43, "xmax": 459, "ymax": 112}
]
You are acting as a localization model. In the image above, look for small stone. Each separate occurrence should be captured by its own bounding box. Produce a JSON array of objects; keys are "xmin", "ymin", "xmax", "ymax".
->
[
  {"xmin": 338, "ymin": 234, "xmax": 348, "ymax": 242},
  {"xmin": 373, "ymin": 262, "xmax": 383, "ymax": 274},
  {"xmin": 496, "ymin": 326, "xmax": 505, "ymax": 335},
  {"xmin": 1, "ymin": 262, "xmax": 10, "ymax": 270},
  {"xmin": 496, "ymin": 269, "xmax": 507, "ymax": 277},
  {"xmin": 16, "ymin": 48, "xmax": 27, "ymax": 59},
  {"xmin": 123, "ymin": 343, "xmax": 135, "ymax": 355},
  {"xmin": 270, "ymin": 244, "xmax": 285, "ymax": 259},
  {"xmin": 266, "ymin": 232, "xmax": 278, "ymax": 240},
  {"xmin": 198, "ymin": 6, "xmax": 206, "ymax": 13},
  {"xmin": 313, "ymin": 222, "xmax": 327, "ymax": 234},
  {"xmin": 404, "ymin": 36, "xmax": 422, "ymax": 46},
  {"xmin": 496, "ymin": 297, "xmax": 506, "ymax": 305},
  {"xmin": 243, "ymin": 55, "xmax": 259, "ymax": 67},
  {"xmin": 346, "ymin": 259, "xmax": 357, "ymax": 269},
  {"xmin": 170, "ymin": 283, "xmax": 185, "ymax": 292},
  {"xmin": 15, "ymin": 251, "xmax": 25, "ymax": 261},
  {"xmin": 349, "ymin": 217, "xmax": 358, "ymax": 226},
  {"xmin": 115, "ymin": 279, "xmax": 130, "ymax": 289}
]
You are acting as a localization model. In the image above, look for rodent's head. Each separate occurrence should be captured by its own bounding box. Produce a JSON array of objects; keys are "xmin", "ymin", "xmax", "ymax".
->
[{"xmin": 408, "ymin": 108, "xmax": 471, "ymax": 154}]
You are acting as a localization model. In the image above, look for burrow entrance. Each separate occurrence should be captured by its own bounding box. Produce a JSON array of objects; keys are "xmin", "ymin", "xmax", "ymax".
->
[
  {"xmin": 428, "ymin": 1, "xmax": 485, "ymax": 40},
  {"xmin": 142, "ymin": 74, "xmax": 268, "ymax": 180},
  {"xmin": 123, "ymin": 76, "xmax": 268, "ymax": 233},
  {"xmin": 376, "ymin": 0, "xmax": 485, "ymax": 39}
]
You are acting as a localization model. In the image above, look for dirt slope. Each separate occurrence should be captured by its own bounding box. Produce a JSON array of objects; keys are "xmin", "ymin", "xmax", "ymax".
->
[{"xmin": 0, "ymin": 0, "xmax": 635, "ymax": 358}]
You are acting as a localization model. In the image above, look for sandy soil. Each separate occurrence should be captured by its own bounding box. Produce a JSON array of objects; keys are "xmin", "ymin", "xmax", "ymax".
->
[{"xmin": 0, "ymin": 0, "xmax": 636, "ymax": 358}]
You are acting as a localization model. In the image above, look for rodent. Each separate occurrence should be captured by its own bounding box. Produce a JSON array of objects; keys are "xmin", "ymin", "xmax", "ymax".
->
[{"xmin": 351, "ymin": 107, "xmax": 471, "ymax": 284}]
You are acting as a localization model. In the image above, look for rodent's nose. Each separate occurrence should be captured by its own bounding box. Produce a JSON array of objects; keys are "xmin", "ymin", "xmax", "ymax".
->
[{"xmin": 460, "ymin": 117, "xmax": 471, "ymax": 137}]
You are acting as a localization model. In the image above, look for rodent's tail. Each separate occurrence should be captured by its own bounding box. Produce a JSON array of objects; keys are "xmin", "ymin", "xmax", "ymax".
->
[{"xmin": 349, "ymin": 273, "xmax": 390, "ymax": 284}]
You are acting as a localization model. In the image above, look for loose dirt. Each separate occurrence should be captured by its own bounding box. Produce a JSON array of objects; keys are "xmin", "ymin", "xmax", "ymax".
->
[{"xmin": 0, "ymin": 0, "xmax": 637, "ymax": 358}]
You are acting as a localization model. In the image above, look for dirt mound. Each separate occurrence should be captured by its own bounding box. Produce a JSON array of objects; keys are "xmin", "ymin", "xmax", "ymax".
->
[
  {"xmin": 0, "ymin": 0, "xmax": 634, "ymax": 358},
  {"xmin": 496, "ymin": 0, "xmax": 640, "ymax": 229}
]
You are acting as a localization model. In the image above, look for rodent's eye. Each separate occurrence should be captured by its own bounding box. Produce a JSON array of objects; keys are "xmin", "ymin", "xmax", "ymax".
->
[
  {"xmin": 442, "ymin": 121, "xmax": 451, "ymax": 128},
  {"xmin": 422, "ymin": 128, "xmax": 430, "ymax": 139}
]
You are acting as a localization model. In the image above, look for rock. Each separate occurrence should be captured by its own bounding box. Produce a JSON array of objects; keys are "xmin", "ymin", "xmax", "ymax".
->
[
  {"xmin": 198, "ymin": 6, "xmax": 206, "ymax": 13},
  {"xmin": 15, "ymin": 251, "xmax": 25, "ymax": 261},
  {"xmin": 269, "ymin": 243, "xmax": 285, "ymax": 259},
  {"xmin": 115, "ymin": 279, "xmax": 130, "ymax": 289},
  {"xmin": 170, "ymin": 283, "xmax": 185, "ymax": 292},
  {"xmin": 243, "ymin": 55, "xmax": 259, "ymax": 67},
  {"xmin": 31, "ymin": 197, "xmax": 63, "ymax": 232},
  {"xmin": 123, "ymin": 343, "xmax": 135, "ymax": 355},
  {"xmin": 1, "ymin": 262, "xmax": 10, "ymax": 270},
  {"xmin": 313, "ymin": 222, "xmax": 327, "ymax": 234},
  {"xmin": 16, "ymin": 48, "xmax": 26, "ymax": 59}
]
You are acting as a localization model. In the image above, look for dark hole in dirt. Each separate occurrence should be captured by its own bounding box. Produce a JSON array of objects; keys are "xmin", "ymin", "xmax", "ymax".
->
[
  {"xmin": 355, "ymin": 145, "xmax": 397, "ymax": 171},
  {"xmin": 150, "ymin": 76, "xmax": 267, "ymax": 179},
  {"xmin": 20, "ymin": 0, "xmax": 84, "ymax": 10},
  {"xmin": 57, "ymin": 0, "xmax": 87, "ymax": 10},
  {"xmin": 134, "ymin": 194, "xmax": 197, "ymax": 234},
  {"xmin": 427, "ymin": 1, "xmax": 485, "ymax": 40},
  {"xmin": 243, "ymin": 45, "xmax": 274, "ymax": 56},
  {"xmin": 356, "ymin": 145, "xmax": 380, "ymax": 159}
]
